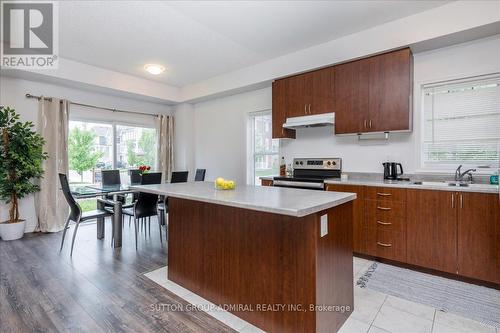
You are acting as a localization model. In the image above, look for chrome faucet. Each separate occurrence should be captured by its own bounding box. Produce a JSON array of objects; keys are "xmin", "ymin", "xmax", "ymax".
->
[{"xmin": 454, "ymin": 165, "xmax": 476, "ymax": 182}]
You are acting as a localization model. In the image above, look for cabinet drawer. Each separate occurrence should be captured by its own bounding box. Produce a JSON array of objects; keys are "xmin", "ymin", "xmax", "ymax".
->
[
  {"xmin": 366, "ymin": 229, "xmax": 406, "ymax": 262},
  {"xmin": 365, "ymin": 186, "xmax": 406, "ymax": 202},
  {"xmin": 365, "ymin": 200, "xmax": 406, "ymax": 232}
]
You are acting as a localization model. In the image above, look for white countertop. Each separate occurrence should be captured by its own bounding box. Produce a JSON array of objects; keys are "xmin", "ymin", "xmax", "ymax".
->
[
  {"xmin": 259, "ymin": 176, "xmax": 498, "ymax": 194},
  {"xmin": 324, "ymin": 179, "xmax": 499, "ymax": 194},
  {"xmin": 130, "ymin": 182, "xmax": 356, "ymax": 217}
]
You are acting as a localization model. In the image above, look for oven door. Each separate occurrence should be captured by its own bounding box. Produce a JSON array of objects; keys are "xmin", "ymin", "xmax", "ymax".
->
[{"xmin": 273, "ymin": 179, "xmax": 325, "ymax": 190}]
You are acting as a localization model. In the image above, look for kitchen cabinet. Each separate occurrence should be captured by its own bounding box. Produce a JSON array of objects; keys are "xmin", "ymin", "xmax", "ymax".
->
[
  {"xmin": 325, "ymin": 184, "xmax": 365, "ymax": 254},
  {"xmin": 457, "ymin": 192, "xmax": 500, "ymax": 284},
  {"xmin": 272, "ymin": 80, "xmax": 295, "ymax": 139},
  {"xmin": 310, "ymin": 67, "xmax": 335, "ymax": 115},
  {"xmin": 333, "ymin": 58, "xmax": 370, "ymax": 134},
  {"xmin": 334, "ymin": 48, "xmax": 412, "ymax": 134},
  {"xmin": 327, "ymin": 184, "xmax": 498, "ymax": 284},
  {"xmin": 364, "ymin": 187, "xmax": 407, "ymax": 262},
  {"xmin": 406, "ymin": 189, "xmax": 458, "ymax": 274},
  {"xmin": 285, "ymin": 73, "xmax": 308, "ymax": 118},
  {"xmin": 272, "ymin": 67, "xmax": 334, "ymax": 135},
  {"xmin": 368, "ymin": 48, "xmax": 412, "ymax": 132}
]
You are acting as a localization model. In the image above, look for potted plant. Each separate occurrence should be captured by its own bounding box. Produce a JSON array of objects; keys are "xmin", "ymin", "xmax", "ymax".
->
[{"xmin": 0, "ymin": 106, "xmax": 48, "ymax": 240}]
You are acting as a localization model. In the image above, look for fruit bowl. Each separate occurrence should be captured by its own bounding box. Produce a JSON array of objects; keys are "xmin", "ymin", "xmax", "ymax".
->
[{"xmin": 214, "ymin": 177, "xmax": 236, "ymax": 190}]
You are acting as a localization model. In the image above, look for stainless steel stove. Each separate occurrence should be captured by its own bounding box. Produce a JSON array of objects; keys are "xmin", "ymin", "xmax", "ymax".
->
[{"xmin": 273, "ymin": 158, "xmax": 341, "ymax": 190}]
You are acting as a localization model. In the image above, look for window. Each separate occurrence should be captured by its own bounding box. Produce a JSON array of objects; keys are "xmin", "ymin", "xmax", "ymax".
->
[
  {"xmin": 249, "ymin": 111, "xmax": 279, "ymax": 185},
  {"xmin": 116, "ymin": 125, "xmax": 157, "ymax": 169},
  {"xmin": 421, "ymin": 74, "xmax": 500, "ymax": 170},
  {"xmin": 68, "ymin": 120, "xmax": 157, "ymax": 184}
]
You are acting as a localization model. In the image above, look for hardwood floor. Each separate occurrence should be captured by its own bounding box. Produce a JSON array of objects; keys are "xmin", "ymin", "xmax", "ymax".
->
[{"xmin": 0, "ymin": 219, "xmax": 236, "ymax": 333}]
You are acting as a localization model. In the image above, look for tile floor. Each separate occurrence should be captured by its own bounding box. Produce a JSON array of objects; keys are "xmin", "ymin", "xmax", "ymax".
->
[
  {"xmin": 342, "ymin": 257, "xmax": 499, "ymax": 333},
  {"xmin": 144, "ymin": 257, "xmax": 499, "ymax": 333}
]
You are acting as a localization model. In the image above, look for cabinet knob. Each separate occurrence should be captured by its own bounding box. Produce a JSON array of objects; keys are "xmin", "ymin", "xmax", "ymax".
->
[{"xmin": 377, "ymin": 242, "xmax": 392, "ymax": 247}]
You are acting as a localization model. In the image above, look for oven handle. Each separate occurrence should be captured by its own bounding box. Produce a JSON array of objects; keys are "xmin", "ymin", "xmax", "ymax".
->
[{"xmin": 273, "ymin": 180, "xmax": 324, "ymax": 189}]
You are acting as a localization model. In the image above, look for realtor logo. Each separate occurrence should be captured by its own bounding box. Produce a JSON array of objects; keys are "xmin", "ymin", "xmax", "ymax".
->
[{"xmin": 1, "ymin": 1, "xmax": 58, "ymax": 69}]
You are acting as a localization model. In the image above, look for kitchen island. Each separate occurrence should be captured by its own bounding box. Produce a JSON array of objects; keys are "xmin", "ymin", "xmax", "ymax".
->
[{"xmin": 131, "ymin": 182, "xmax": 356, "ymax": 333}]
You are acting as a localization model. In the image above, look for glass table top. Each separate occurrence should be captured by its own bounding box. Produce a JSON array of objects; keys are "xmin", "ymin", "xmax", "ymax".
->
[{"xmin": 70, "ymin": 184, "xmax": 138, "ymax": 197}]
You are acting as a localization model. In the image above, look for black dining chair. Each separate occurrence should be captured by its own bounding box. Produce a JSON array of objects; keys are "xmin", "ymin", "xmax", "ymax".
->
[
  {"xmin": 101, "ymin": 169, "xmax": 126, "ymax": 204},
  {"xmin": 59, "ymin": 173, "xmax": 114, "ymax": 256},
  {"xmin": 158, "ymin": 171, "xmax": 189, "ymax": 226},
  {"xmin": 128, "ymin": 169, "xmax": 142, "ymax": 205},
  {"xmin": 129, "ymin": 169, "xmax": 142, "ymax": 185},
  {"xmin": 122, "ymin": 172, "xmax": 162, "ymax": 249},
  {"xmin": 195, "ymin": 169, "xmax": 206, "ymax": 181},
  {"xmin": 170, "ymin": 171, "xmax": 189, "ymax": 183}
]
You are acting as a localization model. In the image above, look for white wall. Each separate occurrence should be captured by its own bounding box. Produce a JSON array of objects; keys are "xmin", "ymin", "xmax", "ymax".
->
[
  {"xmin": 173, "ymin": 103, "xmax": 196, "ymax": 179},
  {"xmin": 0, "ymin": 76, "xmax": 171, "ymax": 232},
  {"xmin": 191, "ymin": 35, "xmax": 500, "ymax": 182},
  {"xmin": 193, "ymin": 88, "xmax": 272, "ymax": 184}
]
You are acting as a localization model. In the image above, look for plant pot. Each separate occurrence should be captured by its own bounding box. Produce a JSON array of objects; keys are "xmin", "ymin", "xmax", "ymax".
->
[{"xmin": 0, "ymin": 219, "xmax": 26, "ymax": 241}]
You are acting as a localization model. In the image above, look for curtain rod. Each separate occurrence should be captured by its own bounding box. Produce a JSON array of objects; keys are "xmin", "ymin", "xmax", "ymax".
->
[{"xmin": 25, "ymin": 93, "xmax": 161, "ymax": 117}]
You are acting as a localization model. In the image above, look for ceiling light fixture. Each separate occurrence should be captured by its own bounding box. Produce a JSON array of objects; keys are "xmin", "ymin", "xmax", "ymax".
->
[{"xmin": 144, "ymin": 64, "xmax": 165, "ymax": 75}]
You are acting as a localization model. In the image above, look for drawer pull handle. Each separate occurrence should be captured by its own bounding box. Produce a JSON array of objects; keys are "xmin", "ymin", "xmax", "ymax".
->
[
  {"xmin": 377, "ymin": 192, "xmax": 391, "ymax": 196},
  {"xmin": 377, "ymin": 206, "xmax": 391, "ymax": 211},
  {"xmin": 377, "ymin": 220, "xmax": 392, "ymax": 225},
  {"xmin": 377, "ymin": 242, "xmax": 392, "ymax": 247}
]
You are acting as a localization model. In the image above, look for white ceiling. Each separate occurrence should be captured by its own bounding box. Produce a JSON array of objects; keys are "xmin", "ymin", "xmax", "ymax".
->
[{"xmin": 59, "ymin": 1, "xmax": 450, "ymax": 87}]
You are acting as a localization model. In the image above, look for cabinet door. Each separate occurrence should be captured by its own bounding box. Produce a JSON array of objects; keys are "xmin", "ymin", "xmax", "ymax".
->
[
  {"xmin": 406, "ymin": 190, "xmax": 457, "ymax": 274},
  {"xmin": 368, "ymin": 48, "xmax": 412, "ymax": 132},
  {"xmin": 334, "ymin": 59, "xmax": 369, "ymax": 134},
  {"xmin": 310, "ymin": 67, "xmax": 334, "ymax": 115},
  {"xmin": 286, "ymin": 74, "xmax": 309, "ymax": 118},
  {"xmin": 325, "ymin": 184, "xmax": 365, "ymax": 254},
  {"xmin": 272, "ymin": 80, "xmax": 295, "ymax": 139},
  {"xmin": 457, "ymin": 192, "xmax": 500, "ymax": 284}
]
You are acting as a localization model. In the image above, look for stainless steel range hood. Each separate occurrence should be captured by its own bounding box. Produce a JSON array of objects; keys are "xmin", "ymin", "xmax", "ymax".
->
[{"xmin": 282, "ymin": 113, "xmax": 335, "ymax": 129}]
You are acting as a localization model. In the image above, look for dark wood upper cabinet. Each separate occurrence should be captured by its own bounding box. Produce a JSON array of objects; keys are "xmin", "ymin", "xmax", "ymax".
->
[
  {"xmin": 406, "ymin": 189, "xmax": 458, "ymax": 274},
  {"xmin": 310, "ymin": 67, "xmax": 334, "ymax": 115},
  {"xmin": 368, "ymin": 48, "xmax": 412, "ymax": 133},
  {"xmin": 272, "ymin": 48, "xmax": 412, "ymax": 137},
  {"xmin": 457, "ymin": 192, "xmax": 500, "ymax": 284},
  {"xmin": 285, "ymin": 74, "xmax": 309, "ymax": 118},
  {"xmin": 333, "ymin": 58, "xmax": 370, "ymax": 134},
  {"xmin": 333, "ymin": 48, "xmax": 412, "ymax": 134},
  {"xmin": 272, "ymin": 80, "xmax": 295, "ymax": 139}
]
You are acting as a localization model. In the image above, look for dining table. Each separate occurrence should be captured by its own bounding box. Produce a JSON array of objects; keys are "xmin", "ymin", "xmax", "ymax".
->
[{"xmin": 71, "ymin": 183, "xmax": 138, "ymax": 248}]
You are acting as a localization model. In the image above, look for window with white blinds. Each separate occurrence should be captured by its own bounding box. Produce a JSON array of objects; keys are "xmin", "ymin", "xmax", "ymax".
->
[{"xmin": 422, "ymin": 74, "xmax": 500, "ymax": 169}]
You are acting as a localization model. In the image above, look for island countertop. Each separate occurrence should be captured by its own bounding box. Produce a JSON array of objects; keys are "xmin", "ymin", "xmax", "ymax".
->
[{"xmin": 130, "ymin": 181, "xmax": 356, "ymax": 217}]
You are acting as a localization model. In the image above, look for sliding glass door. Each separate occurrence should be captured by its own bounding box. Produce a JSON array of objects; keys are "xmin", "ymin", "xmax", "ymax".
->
[{"xmin": 68, "ymin": 120, "xmax": 157, "ymax": 185}]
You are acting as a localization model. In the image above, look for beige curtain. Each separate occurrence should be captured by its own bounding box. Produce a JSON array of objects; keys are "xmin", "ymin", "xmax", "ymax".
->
[
  {"xmin": 35, "ymin": 98, "xmax": 69, "ymax": 232},
  {"xmin": 156, "ymin": 115, "xmax": 174, "ymax": 183}
]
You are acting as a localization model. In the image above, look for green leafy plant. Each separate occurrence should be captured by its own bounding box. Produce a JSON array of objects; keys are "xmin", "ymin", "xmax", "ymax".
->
[
  {"xmin": 68, "ymin": 127, "xmax": 103, "ymax": 182},
  {"xmin": 0, "ymin": 106, "xmax": 48, "ymax": 223}
]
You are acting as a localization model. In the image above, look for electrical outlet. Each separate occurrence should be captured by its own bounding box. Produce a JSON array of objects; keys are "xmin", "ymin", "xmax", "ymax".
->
[{"xmin": 320, "ymin": 214, "xmax": 328, "ymax": 237}]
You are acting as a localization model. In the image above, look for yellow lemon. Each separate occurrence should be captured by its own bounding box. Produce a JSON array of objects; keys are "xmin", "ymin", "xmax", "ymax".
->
[
  {"xmin": 228, "ymin": 180, "xmax": 235, "ymax": 189},
  {"xmin": 215, "ymin": 177, "xmax": 225, "ymax": 186}
]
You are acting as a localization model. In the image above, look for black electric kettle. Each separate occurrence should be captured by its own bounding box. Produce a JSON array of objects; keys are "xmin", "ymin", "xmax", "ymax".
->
[{"xmin": 383, "ymin": 162, "xmax": 403, "ymax": 180}]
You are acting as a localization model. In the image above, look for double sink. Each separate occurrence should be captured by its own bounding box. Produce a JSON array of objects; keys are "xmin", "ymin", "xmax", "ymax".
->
[{"xmin": 411, "ymin": 180, "xmax": 493, "ymax": 189}]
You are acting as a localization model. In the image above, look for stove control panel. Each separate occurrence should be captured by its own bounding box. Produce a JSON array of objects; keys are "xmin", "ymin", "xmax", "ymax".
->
[{"xmin": 293, "ymin": 158, "xmax": 342, "ymax": 170}]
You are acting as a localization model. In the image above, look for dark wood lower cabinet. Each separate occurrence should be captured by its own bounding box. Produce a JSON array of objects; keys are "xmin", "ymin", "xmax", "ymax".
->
[
  {"xmin": 457, "ymin": 192, "xmax": 500, "ymax": 284},
  {"xmin": 406, "ymin": 189, "xmax": 458, "ymax": 274},
  {"xmin": 326, "ymin": 184, "xmax": 499, "ymax": 285},
  {"xmin": 325, "ymin": 184, "xmax": 365, "ymax": 254}
]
